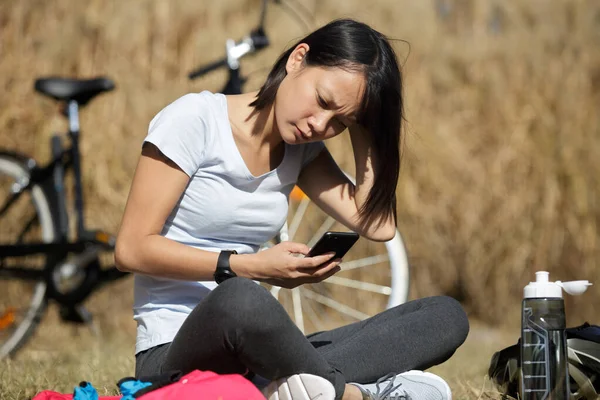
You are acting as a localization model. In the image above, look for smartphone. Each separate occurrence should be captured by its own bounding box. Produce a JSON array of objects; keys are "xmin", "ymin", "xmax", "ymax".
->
[{"xmin": 306, "ymin": 231, "xmax": 360, "ymax": 259}]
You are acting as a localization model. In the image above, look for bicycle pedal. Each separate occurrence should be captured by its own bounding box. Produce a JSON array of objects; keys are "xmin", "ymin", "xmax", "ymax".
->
[{"xmin": 59, "ymin": 304, "xmax": 93, "ymax": 325}]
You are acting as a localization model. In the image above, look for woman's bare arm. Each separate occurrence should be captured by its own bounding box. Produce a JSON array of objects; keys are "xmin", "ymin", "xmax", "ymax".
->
[
  {"xmin": 296, "ymin": 126, "xmax": 397, "ymax": 242},
  {"xmin": 115, "ymin": 143, "xmax": 222, "ymax": 280}
]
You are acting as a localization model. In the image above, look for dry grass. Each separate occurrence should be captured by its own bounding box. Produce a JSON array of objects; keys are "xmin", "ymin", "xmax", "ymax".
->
[
  {"xmin": 399, "ymin": 1, "xmax": 600, "ymax": 324},
  {"xmin": 1, "ymin": 0, "xmax": 599, "ymax": 398}
]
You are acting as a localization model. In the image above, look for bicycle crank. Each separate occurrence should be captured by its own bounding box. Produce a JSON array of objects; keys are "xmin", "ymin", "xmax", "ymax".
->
[{"xmin": 46, "ymin": 246, "xmax": 101, "ymax": 305}]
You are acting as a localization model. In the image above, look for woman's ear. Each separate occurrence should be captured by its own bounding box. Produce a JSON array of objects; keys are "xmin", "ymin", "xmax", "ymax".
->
[{"xmin": 285, "ymin": 43, "xmax": 310, "ymax": 75}]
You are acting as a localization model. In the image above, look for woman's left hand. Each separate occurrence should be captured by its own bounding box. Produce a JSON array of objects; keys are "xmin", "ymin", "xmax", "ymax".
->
[{"xmin": 231, "ymin": 241, "xmax": 342, "ymax": 289}]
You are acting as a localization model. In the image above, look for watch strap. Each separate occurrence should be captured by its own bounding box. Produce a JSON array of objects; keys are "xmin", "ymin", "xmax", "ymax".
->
[{"xmin": 214, "ymin": 250, "xmax": 238, "ymax": 284}]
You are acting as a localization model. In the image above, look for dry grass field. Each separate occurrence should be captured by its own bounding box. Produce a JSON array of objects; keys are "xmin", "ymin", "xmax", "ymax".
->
[{"xmin": 1, "ymin": 0, "xmax": 599, "ymax": 398}]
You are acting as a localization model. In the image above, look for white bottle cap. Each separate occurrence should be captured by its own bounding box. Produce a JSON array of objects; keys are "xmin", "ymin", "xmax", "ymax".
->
[{"xmin": 524, "ymin": 271, "xmax": 562, "ymax": 298}]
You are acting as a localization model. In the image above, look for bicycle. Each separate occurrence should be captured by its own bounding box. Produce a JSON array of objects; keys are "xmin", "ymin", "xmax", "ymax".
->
[
  {"xmin": 0, "ymin": 0, "xmax": 410, "ymax": 360},
  {"xmin": 0, "ymin": 77, "xmax": 127, "ymax": 360}
]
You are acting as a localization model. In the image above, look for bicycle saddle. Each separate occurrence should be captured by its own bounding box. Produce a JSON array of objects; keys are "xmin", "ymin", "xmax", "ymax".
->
[{"xmin": 34, "ymin": 77, "xmax": 115, "ymax": 107}]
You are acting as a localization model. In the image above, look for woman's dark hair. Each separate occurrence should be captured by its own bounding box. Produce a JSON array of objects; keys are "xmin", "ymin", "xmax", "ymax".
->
[{"xmin": 250, "ymin": 18, "xmax": 403, "ymax": 229}]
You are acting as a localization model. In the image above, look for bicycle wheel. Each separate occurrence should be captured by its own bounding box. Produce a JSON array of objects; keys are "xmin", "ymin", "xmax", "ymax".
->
[
  {"xmin": 0, "ymin": 155, "xmax": 55, "ymax": 359},
  {"xmin": 264, "ymin": 183, "xmax": 410, "ymax": 334}
]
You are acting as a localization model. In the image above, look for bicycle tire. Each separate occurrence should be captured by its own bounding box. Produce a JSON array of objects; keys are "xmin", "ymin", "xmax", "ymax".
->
[
  {"xmin": 263, "ymin": 175, "xmax": 410, "ymax": 334},
  {"xmin": 0, "ymin": 154, "xmax": 56, "ymax": 360}
]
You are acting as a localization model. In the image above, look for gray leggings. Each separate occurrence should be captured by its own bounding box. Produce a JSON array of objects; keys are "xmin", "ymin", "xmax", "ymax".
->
[{"xmin": 135, "ymin": 278, "xmax": 469, "ymax": 400}]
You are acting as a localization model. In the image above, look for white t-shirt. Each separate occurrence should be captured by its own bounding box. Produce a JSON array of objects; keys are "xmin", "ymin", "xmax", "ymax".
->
[{"xmin": 134, "ymin": 91, "xmax": 324, "ymax": 354}]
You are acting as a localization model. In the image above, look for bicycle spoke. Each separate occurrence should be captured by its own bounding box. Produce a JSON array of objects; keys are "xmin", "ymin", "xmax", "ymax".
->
[
  {"xmin": 291, "ymin": 288, "xmax": 305, "ymax": 333},
  {"xmin": 307, "ymin": 216, "xmax": 337, "ymax": 248},
  {"xmin": 302, "ymin": 297, "xmax": 327, "ymax": 332},
  {"xmin": 270, "ymin": 285, "xmax": 282, "ymax": 300},
  {"xmin": 288, "ymin": 197, "xmax": 310, "ymax": 240},
  {"xmin": 323, "ymin": 276, "xmax": 392, "ymax": 295},
  {"xmin": 340, "ymin": 254, "xmax": 389, "ymax": 271},
  {"xmin": 16, "ymin": 213, "xmax": 38, "ymax": 243},
  {"xmin": 301, "ymin": 288, "xmax": 370, "ymax": 321}
]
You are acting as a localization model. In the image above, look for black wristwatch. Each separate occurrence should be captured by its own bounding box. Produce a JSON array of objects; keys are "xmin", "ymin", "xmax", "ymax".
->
[{"xmin": 214, "ymin": 250, "xmax": 238, "ymax": 284}]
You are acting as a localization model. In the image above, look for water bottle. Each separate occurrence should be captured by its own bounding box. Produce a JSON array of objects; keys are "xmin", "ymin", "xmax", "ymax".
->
[{"xmin": 520, "ymin": 271, "xmax": 592, "ymax": 400}]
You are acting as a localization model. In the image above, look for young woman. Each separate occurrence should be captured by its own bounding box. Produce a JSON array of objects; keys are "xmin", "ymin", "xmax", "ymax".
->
[{"xmin": 115, "ymin": 18, "xmax": 469, "ymax": 400}]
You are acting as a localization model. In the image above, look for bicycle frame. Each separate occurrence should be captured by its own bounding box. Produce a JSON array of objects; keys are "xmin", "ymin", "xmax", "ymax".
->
[{"xmin": 0, "ymin": 101, "xmax": 113, "ymax": 262}]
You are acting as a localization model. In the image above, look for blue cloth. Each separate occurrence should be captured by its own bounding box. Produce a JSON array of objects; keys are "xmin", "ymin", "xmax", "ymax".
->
[
  {"xmin": 73, "ymin": 382, "xmax": 98, "ymax": 400},
  {"xmin": 119, "ymin": 379, "xmax": 152, "ymax": 400}
]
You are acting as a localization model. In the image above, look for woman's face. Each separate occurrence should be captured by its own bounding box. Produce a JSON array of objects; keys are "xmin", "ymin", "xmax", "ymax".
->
[{"xmin": 274, "ymin": 44, "xmax": 366, "ymax": 144}]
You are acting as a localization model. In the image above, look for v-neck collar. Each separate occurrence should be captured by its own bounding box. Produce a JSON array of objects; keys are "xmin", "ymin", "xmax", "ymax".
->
[{"xmin": 219, "ymin": 93, "xmax": 289, "ymax": 180}]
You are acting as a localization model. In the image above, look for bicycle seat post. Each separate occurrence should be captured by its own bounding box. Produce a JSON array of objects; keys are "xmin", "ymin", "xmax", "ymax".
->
[
  {"xmin": 220, "ymin": 38, "xmax": 247, "ymax": 95},
  {"xmin": 66, "ymin": 99, "xmax": 86, "ymax": 236},
  {"xmin": 226, "ymin": 39, "xmax": 242, "ymax": 71},
  {"xmin": 67, "ymin": 100, "xmax": 80, "ymax": 134}
]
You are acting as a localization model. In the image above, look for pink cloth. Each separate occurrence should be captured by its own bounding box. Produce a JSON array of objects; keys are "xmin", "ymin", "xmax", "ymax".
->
[
  {"xmin": 138, "ymin": 370, "xmax": 265, "ymax": 400},
  {"xmin": 32, "ymin": 370, "xmax": 265, "ymax": 400}
]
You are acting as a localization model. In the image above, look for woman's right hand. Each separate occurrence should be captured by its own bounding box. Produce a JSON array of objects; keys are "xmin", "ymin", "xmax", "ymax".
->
[{"xmin": 232, "ymin": 242, "xmax": 342, "ymax": 289}]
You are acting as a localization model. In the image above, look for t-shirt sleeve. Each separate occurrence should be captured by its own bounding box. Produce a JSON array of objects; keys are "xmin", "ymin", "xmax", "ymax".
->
[
  {"xmin": 301, "ymin": 141, "xmax": 326, "ymax": 167},
  {"xmin": 144, "ymin": 93, "xmax": 211, "ymax": 177}
]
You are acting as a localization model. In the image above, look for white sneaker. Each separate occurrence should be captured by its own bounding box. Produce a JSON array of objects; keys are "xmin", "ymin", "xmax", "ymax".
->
[
  {"xmin": 262, "ymin": 373, "xmax": 336, "ymax": 400},
  {"xmin": 351, "ymin": 370, "xmax": 451, "ymax": 400}
]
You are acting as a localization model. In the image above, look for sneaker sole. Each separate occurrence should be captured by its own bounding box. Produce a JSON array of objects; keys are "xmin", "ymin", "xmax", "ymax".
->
[
  {"xmin": 396, "ymin": 370, "xmax": 452, "ymax": 400},
  {"xmin": 262, "ymin": 373, "xmax": 336, "ymax": 400}
]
